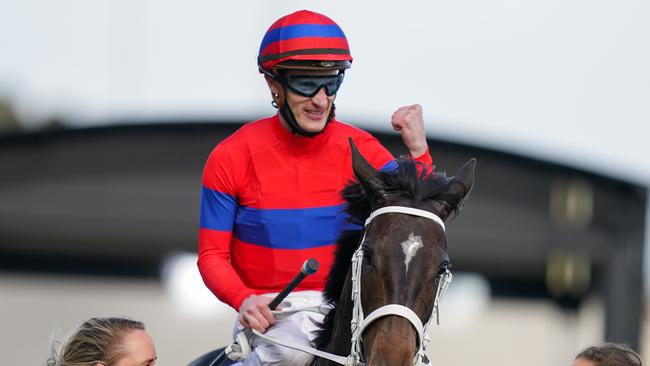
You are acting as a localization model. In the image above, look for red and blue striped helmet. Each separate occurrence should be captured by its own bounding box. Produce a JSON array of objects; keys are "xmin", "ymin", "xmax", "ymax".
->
[{"xmin": 258, "ymin": 10, "xmax": 353, "ymax": 72}]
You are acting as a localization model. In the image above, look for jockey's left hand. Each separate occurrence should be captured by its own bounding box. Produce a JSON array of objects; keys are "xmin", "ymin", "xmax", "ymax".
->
[{"xmin": 391, "ymin": 104, "xmax": 428, "ymax": 158}]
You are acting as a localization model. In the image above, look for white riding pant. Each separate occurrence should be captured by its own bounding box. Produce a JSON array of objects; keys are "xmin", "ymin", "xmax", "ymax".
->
[{"xmin": 231, "ymin": 291, "xmax": 327, "ymax": 366}]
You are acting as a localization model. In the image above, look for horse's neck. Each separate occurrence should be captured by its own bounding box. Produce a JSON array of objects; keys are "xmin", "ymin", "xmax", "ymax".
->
[{"xmin": 317, "ymin": 271, "xmax": 355, "ymax": 365}]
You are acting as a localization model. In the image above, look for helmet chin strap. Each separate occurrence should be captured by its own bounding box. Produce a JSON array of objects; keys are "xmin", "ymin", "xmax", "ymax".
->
[{"xmin": 277, "ymin": 86, "xmax": 336, "ymax": 138}]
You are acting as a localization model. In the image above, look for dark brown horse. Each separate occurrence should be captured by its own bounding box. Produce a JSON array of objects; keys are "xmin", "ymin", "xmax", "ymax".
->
[{"xmin": 312, "ymin": 141, "xmax": 475, "ymax": 366}]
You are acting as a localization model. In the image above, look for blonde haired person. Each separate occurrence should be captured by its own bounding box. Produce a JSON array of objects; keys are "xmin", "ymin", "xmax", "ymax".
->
[
  {"xmin": 47, "ymin": 317, "xmax": 157, "ymax": 366},
  {"xmin": 574, "ymin": 343, "xmax": 643, "ymax": 366}
]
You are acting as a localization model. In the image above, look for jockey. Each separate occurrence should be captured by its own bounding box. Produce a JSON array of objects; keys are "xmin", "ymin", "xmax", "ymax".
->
[{"xmin": 198, "ymin": 9, "xmax": 433, "ymax": 365}]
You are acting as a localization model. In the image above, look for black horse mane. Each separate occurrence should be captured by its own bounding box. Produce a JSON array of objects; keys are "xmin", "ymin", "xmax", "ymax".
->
[{"xmin": 312, "ymin": 157, "xmax": 466, "ymax": 350}]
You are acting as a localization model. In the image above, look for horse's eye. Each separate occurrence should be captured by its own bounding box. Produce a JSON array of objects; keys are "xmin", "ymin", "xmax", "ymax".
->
[{"xmin": 437, "ymin": 261, "xmax": 451, "ymax": 276}]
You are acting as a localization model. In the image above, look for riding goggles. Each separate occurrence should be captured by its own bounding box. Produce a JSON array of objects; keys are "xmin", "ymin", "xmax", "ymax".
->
[{"xmin": 276, "ymin": 73, "xmax": 345, "ymax": 97}]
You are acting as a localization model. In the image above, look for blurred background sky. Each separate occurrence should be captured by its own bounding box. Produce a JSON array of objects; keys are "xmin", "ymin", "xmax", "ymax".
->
[
  {"xmin": 1, "ymin": 1, "xmax": 649, "ymax": 365},
  {"xmin": 2, "ymin": 0, "xmax": 649, "ymax": 183}
]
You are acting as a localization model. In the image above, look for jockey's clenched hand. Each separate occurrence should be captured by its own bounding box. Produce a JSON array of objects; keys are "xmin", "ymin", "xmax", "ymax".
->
[
  {"xmin": 239, "ymin": 295, "xmax": 277, "ymax": 333},
  {"xmin": 391, "ymin": 104, "xmax": 428, "ymax": 158}
]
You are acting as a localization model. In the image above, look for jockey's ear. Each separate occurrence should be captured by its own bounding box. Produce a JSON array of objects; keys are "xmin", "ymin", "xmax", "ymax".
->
[{"xmin": 349, "ymin": 138, "xmax": 385, "ymax": 200}]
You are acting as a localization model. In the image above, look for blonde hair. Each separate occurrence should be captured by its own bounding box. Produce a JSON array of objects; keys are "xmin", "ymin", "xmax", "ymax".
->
[
  {"xmin": 48, "ymin": 317, "xmax": 145, "ymax": 366},
  {"xmin": 576, "ymin": 343, "xmax": 643, "ymax": 366}
]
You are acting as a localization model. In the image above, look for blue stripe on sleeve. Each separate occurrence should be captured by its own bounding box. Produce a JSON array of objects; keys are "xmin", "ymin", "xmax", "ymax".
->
[
  {"xmin": 200, "ymin": 186, "xmax": 237, "ymax": 231},
  {"xmin": 259, "ymin": 24, "xmax": 346, "ymax": 53},
  {"xmin": 234, "ymin": 204, "xmax": 350, "ymax": 249},
  {"xmin": 380, "ymin": 160, "xmax": 398, "ymax": 172}
]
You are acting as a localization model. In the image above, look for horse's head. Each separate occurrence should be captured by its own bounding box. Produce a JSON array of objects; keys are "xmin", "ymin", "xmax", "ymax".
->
[{"xmin": 349, "ymin": 140, "xmax": 475, "ymax": 365}]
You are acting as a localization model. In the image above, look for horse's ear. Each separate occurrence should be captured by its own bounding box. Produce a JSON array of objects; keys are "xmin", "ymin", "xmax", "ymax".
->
[
  {"xmin": 450, "ymin": 158, "xmax": 475, "ymax": 198},
  {"xmin": 435, "ymin": 158, "xmax": 476, "ymax": 220},
  {"xmin": 349, "ymin": 138, "xmax": 385, "ymax": 195}
]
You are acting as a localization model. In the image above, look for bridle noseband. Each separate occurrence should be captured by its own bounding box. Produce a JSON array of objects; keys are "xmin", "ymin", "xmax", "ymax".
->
[{"xmin": 349, "ymin": 206, "xmax": 453, "ymax": 366}]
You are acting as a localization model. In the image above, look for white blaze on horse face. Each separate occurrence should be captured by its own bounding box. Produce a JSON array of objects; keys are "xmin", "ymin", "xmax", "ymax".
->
[{"xmin": 401, "ymin": 233, "xmax": 424, "ymax": 275}]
